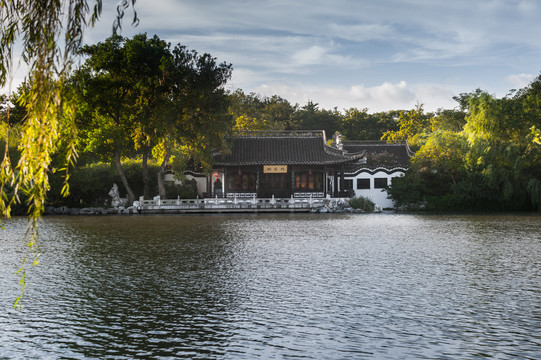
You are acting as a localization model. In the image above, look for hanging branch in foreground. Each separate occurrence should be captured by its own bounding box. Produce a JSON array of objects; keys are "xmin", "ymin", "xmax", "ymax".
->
[{"xmin": 0, "ymin": 0, "xmax": 137, "ymax": 308}]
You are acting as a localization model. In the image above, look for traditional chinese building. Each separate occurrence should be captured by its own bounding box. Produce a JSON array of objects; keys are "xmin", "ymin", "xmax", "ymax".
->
[
  {"xmin": 207, "ymin": 131, "xmax": 365, "ymax": 199},
  {"xmin": 178, "ymin": 131, "xmax": 413, "ymax": 209}
]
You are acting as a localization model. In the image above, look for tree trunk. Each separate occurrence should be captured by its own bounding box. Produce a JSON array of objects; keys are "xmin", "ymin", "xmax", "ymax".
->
[
  {"xmin": 114, "ymin": 149, "xmax": 136, "ymax": 205},
  {"xmin": 142, "ymin": 145, "xmax": 150, "ymax": 200},
  {"xmin": 157, "ymin": 165, "xmax": 166, "ymax": 199},
  {"xmin": 157, "ymin": 149, "xmax": 171, "ymax": 199}
]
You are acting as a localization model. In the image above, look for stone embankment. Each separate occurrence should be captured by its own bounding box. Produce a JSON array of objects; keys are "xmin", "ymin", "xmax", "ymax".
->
[
  {"xmin": 44, "ymin": 201, "xmax": 379, "ymax": 215},
  {"xmin": 44, "ymin": 197, "xmax": 385, "ymax": 215},
  {"xmin": 45, "ymin": 205, "xmax": 139, "ymax": 215}
]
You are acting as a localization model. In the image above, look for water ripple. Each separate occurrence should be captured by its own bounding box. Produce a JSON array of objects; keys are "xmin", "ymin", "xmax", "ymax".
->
[{"xmin": 0, "ymin": 213, "xmax": 540, "ymax": 359}]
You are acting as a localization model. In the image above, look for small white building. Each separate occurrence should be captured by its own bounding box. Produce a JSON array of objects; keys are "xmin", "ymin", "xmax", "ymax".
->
[{"xmin": 341, "ymin": 141, "xmax": 414, "ymax": 209}]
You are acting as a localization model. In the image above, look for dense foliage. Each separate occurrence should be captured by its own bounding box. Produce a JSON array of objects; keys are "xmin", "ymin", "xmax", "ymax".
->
[
  {"xmin": 228, "ymin": 90, "xmax": 400, "ymax": 140},
  {"xmin": 74, "ymin": 33, "xmax": 233, "ymax": 202},
  {"xmin": 388, "ymin": 77, "xmax": 541, "ymax": 211}
]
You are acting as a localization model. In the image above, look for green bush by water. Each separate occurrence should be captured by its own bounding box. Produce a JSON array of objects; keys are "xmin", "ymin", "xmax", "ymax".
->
[{"xmin": 348, "ymin": 196, "xmax": 376, "ymax": 212}]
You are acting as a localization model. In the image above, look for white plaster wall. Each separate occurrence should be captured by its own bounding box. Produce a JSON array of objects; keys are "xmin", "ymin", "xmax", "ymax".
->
[
  {"xmin": 185, "ymin": 174, "xmax": 208, "ymax": 196},
  {"xmin": 350, "ymin": 171, "xmax": 405, "ymax": 209},
  {"xmin": 164, "ymin": 173, "xmax": 208, "ymax": 197},
  {"xmin": 164, "ymin": 173, "xmax": 177, "ymax": 183}
]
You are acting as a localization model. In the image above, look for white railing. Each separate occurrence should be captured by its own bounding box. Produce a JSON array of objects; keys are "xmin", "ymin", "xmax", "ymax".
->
[{"xmin": 138, "ymin": 194, "xmax": 331, "ymax": 210}]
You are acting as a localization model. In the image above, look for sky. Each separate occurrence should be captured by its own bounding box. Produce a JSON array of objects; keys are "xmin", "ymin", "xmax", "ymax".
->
[{"xmin": 7, "ymin": 0, "xmax": 541, "ymax": 112}]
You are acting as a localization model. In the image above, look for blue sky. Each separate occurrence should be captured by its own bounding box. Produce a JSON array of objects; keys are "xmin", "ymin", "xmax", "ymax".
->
[{"xmin": 8, "ymin": 0, "xmax": 541, "ymax": 112}]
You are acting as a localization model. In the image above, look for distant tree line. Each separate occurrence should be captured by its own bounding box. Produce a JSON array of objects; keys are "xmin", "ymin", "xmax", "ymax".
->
[
  {"xmin": 1, "ymin": 33, "xmax": 540, "ymax": 211},
  {"xmin": 227, "ymin": 89, "xmax": 401, "ymax": 141}
]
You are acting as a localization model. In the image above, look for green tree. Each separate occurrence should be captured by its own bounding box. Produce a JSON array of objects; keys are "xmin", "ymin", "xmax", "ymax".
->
[
  {"xmin": 373, "ymin": 110, "xmax": 401, "ymax": 139},
  {"xmin": 388, "ymin": 131, "xmax": 469, "ymax": 210},
  {"xmin": 121, "ymin": 34, "xmax": 173, "ymax": 199},
  {"xmin": 339, "ymin": 107, "xmax": 371, "ymax": 140},
  {"xmin": 155, "ymin": 46, "xmax": 233, "ymax": 198},
  {"xmin": 413, "ymin": 131, "xmax": 467, "ymax": 187},
  {"xmin": 382, "ymin": 103, "xmax": 431, "ymax": 149},
  {"xmin": 228, "ymin": 90, "xmax": 298, "ymax": 131},
  {"xmin": 261, "ymin": 95, "xmax": 299, "ymax": 130},
  {"xmin": 337, "ymin": 108, "xmax": 399, "ymax": 140},
  {"xmin": 389, "ymin": 79, "xmax": 541, "ymax": 211},
  {"xmin": 75, "ymin": 34, "xmax": 140, "ymax": 204},
  {"xmin": 295, "ymin": 101, "xmax": 340, "ymax": 136},
  {"xmin": 463, "ymin": 87, "xmax": 541, "ymax": 209},
  {"xmin": 76, "ymin": 34, "xmax": 233, "ymax": 201},
  {"xmin": 516, "ymin": 74, "xmax": 541, "ymax": 147},
  {"xmin": 431, "ymin": 108, "xmax": 466, "ymax": 133},
  {"xmin": 229, "ymin": 90, "xmax": 268, "ymax": 131}
]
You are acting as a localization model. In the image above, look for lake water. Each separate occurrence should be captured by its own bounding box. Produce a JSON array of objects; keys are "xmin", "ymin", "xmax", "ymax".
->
[{"xmin": 0, "ymin": 213, "xmax": 540, "ymax": 359}]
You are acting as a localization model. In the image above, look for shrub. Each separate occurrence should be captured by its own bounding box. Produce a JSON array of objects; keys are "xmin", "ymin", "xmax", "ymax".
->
[
  {"xmin": 348, "ymin": 195, "xmax": 376, "ymax": 212},
  {"xmin": 164, "ymin": 179, "xmax": 198, "ymax": 199},
  {"xmin": 47, "ymin": 161, "xmax": 161, "ymax": 207}
]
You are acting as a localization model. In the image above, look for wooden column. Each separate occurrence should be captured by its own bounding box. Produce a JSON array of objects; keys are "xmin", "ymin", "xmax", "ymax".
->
[
  {"xmin": 340, "ymin": 166, "xmax": 345, "ymax": 197},
  {"xmin": 334, "ymin": 170, "xmax": 338, "ymax": 197}
]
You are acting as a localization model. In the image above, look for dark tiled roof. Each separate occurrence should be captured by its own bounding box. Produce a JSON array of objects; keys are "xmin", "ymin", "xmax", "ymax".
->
[
  {"xmin": 343, "ymin": 141, "xmax": 414, "ymax": 171},
  {"xmin": 214, "ymin": 131, "xmax": 364, "ymax": 166}
]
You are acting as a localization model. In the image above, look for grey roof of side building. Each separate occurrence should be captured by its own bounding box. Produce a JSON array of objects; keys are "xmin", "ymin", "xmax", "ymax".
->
[
  {"xmin": 342, "ymin": 140, "xmax": 414, "ymax": 173},
  {"xmin": 213, "ymin": 130, "xmax": 365, "ymax": 166}
]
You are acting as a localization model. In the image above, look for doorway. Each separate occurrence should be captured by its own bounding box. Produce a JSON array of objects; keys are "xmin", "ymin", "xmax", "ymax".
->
[{"xmin": 259, "ymin": 173, "xmax": 290, "ymax": 198}]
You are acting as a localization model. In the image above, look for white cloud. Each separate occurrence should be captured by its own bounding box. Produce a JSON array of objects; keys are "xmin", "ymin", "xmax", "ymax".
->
[
  {"xmin": 4, "ymin": 0, "xmax": 540, "ymax": 114},
  {"xmin": 227, "ymin": 68, "xmax": 268, "ymax": 91},
  {"xmin": 505, "ymin": 73, "xmax": 535, "ymax": 89},
  {"xmin": 251, "ymin": 80, "xmax": 458, "ymax": 112},
  {"xmin": 94, "ymin": 0, "xmax": 541, "ymax": 78},
  {"xmin": 292, "ymin": 46, "xmax": 328, "ymax": 65},
  {"xmin": 349, "ymin": 81, "xmax": 414, "ymax": 105},
  {"xmin": 327, "ymin": 23, "xmax": 393, "ymax": 42},
  {"xmin": 413, "ymin": 84, "xmax": 458, "ymax": 111}
]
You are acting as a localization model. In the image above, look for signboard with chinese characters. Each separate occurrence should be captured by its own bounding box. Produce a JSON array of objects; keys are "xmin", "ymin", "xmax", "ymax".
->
[{"xmin": 263, "ymin": 165, "xmax": 288, "ymax": 173}]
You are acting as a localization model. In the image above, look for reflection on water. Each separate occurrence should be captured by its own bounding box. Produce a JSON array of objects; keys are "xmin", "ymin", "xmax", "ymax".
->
[{"xmin": 1, "ymin": 213, "xmax": 540, "ymax": 359}]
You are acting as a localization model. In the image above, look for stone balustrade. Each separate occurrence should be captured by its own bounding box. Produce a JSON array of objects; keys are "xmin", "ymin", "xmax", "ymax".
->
[{"xmin": 137, "ymin": 195, "xmax": 346, "ymax": 214}]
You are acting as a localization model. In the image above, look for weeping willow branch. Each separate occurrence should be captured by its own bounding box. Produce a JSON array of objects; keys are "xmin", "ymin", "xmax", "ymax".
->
[{"xmin": 0, "ymin": 0, "xmax": 137, "ymax": 308}]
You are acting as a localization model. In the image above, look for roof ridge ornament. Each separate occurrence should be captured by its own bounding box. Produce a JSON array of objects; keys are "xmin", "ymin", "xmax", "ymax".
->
[{"xmin": 331, "ymin": 132, "xmax": 343, "ymax": 151}]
